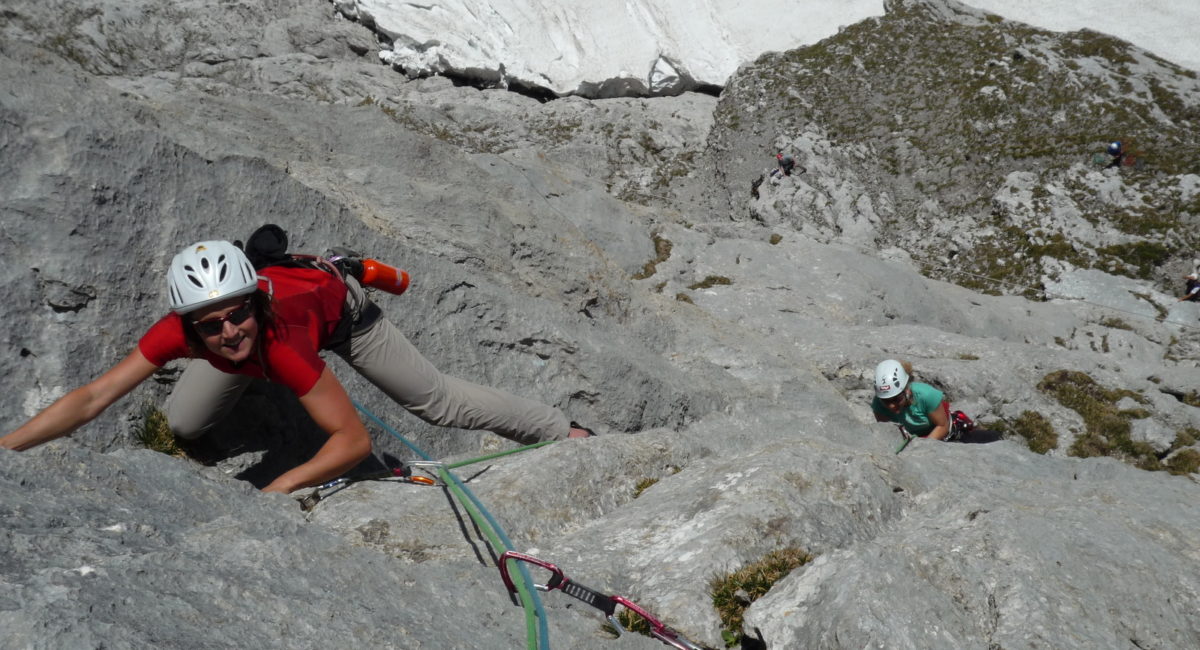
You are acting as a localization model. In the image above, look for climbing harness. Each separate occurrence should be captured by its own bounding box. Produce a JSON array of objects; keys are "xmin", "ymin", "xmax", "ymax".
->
[
  {"xmin": 893, "ymin": 410, "xmax": 979, "ymax": 452},
  {"xmin": 945, "ymin": 410, "xmax": 976, "ymax": 443},
  {"xmin": 498, "ymin": 551, "xmax": 704, "ymax": 650}
]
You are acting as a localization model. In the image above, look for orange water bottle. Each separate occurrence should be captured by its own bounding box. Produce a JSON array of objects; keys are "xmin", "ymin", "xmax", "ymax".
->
[{"xmin": 359, "ymin": 259, "xmax": 410, "ymax": 296}]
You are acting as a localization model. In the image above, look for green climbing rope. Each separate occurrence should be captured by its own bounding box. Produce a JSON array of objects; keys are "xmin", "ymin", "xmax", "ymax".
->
[{"xmin": 352, "ymin": 400, "xmax": 551, "ymax": 650}]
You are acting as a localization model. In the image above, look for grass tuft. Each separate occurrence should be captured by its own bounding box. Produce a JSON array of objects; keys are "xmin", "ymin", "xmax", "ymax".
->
[
  {"xmin": 1037, "ymin": 371, "xmax": 1164, "ymax": 469},
  {"xmin": 1098, "ymin": 317, "xmax": 1132, "ymax": 330},
  {"xmin": 989, "ymin": 411, "xmax": 1058, "ymax": 454},
  {"xmin": 134, "ymin": 403, "xmax": 186, "ymax": 457},
  {"xmin": 1166, "ymin": 449, "xmax": 1200, "ymax": 475},
  {"xmin": 710, "ymin": 548, "xmax": 813, "ymax": 645},
  {"xmin": 633, "ymin": 234, "xmax": 673, "ymax": 280},
  {"xmin": 688, "ymin": 276, "xmax": 733, "ymax": 290},
  {"xmin": 633, "ymin": 477, "xmax": 659, "ymax": 498}
]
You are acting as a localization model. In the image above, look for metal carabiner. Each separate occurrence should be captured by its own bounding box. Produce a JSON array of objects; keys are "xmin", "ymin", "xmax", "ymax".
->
[
  {"xmin": 610, "ymin": 596, "xmax": 703, "ymax": 650},
  {"xmin": 403, "ymin": 460, "xmax": 446, "ymax": 486},
  {"xmin": 895, "ymin": 425, "xmax": 915, "ymax": 454},
  {"xmin": 497, "ymin": 551, "xmax": 567, "ymax": 594},
  {"xmin": 296, "ymin": 464, "xmax": 435, "ymax": 511},
  {"xmin": 498, "ymin": 551, "xmax": 619, "ymax": 617},
  {"xmin": 497, "ymin": 552, "xmax": 703, "ymax": 650}
]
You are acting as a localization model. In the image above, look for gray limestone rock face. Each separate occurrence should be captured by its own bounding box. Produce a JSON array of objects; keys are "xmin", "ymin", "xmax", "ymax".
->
[
  {"xmin": 1, "ymin": 0, "xmax": 1199, "ymax": 648},
  {"xmin": 744, "ymin": 447, "xmax": 1200, "ymax": 649}
]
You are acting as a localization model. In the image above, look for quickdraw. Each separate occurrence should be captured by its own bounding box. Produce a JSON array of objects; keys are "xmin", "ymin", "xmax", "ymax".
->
[
  {"xmin": 498, "ymin": 551, "xmax": 703, "ymax": 650},
  {"xmin": 296, "ymin": 463, "xmax": 439, "ymax": 511},
  {"xmin": 894, "ymin": 425, "xmax": 914, "ymax": 454}
]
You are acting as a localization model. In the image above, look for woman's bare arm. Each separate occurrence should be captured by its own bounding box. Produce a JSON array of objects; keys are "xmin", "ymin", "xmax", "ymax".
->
[
  {"xmin": 261, "ymin": 366, "xmax": 373, "ymax": 494},
  {"xmin": 925, "ymin": 402, "xmax": 951, "ymax": 441},
  {"xmin": 1, "ymin": 349, "xmax": 160, "ymax": 451}
]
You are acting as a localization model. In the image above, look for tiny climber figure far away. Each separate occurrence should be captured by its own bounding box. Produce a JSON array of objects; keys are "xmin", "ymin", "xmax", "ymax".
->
[
  {"xmin": 871, "ymin": 359, "xmax": 1002, "ymax": 445},
  {"xmin": 1, "ymin": 226, "xmax": 593, "ymax": 495},
  {"xmin": 772, "ymin": 152, "xmax": 797, "ymax": 178},
  {"xmin": 752, "ymin": 151, "xmax": 806, "ymax": 198},
  {"xmin": 1104, "ymin": 140, "xmax": 1126, "ymax": 168},
  {"xmin": 1180, "ymin": 272, "xmax": 1200, "ymax": 303},
  {"xmin": 1093, "ymin": 139, "xmax": 1143, "ymax": 170}
]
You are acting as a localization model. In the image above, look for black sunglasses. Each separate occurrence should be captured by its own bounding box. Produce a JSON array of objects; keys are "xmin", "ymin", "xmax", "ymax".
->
[{"xmin": 193, "ymin": 299, "xmax": 254, "ymax": 337}]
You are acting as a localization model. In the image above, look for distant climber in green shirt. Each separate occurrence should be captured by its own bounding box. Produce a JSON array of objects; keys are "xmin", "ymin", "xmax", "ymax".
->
[{"xmin": 871, "ymin": 359, "xmax": 1001, "ymax": 443}]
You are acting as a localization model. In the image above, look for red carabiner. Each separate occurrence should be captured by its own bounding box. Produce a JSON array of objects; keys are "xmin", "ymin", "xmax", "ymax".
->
[
  {"xmin": 497, "ymin": 553, "xmax": 703, "ymax": 650},
  {"xmin": 610, "ymin": 596, "xmax": 703, "ymax": 650},
  {"xmin": 498, "ymin": 551, "xmax": 565, "ymax": 594}
]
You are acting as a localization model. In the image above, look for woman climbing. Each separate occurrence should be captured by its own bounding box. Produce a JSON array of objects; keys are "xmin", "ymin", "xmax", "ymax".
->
[
  {"xmin": 871, "ymin": 359, "xmax": 1001, "ymax": 444},
  {"xmin": 1, "ymin": 239, "xmax": 592, "ymax": 493}
]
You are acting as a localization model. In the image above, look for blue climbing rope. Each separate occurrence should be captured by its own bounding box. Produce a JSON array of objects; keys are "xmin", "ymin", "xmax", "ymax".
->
[{"xmin": 352, "ymin": 399, "xmax": 551, "ymax": 650}]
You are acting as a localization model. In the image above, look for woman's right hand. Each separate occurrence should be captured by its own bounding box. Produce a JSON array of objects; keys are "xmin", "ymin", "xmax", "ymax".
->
[{"xmin": 1, "ymin": 349, "xmax": 159, "ymax": 451}]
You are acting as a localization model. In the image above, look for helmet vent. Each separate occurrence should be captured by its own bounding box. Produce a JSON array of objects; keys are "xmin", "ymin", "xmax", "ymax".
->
[
  {"xmin": 167, "ymin": 240, "xmax": 258, "ymax": 313},
  {"xmin": 182, "ymin": 264, "xmax": 204, "ymax": 289}
]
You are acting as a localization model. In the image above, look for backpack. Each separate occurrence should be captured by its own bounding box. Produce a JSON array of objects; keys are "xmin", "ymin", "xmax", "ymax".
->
[
  {"xmin": 241, "ymin": 224, "xmax": 381, "ymax": 349},
  {"xmin": 243, "ymin": 224, "xmax": 319, "ymax": 271}
]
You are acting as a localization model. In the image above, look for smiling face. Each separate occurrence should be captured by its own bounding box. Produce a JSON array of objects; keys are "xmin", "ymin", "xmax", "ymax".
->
[
  {"xmin": 190, "ymin": 295, "xmax": 259, "ymax": 363},
  {"xmin": 880, "ymin": 387, "xmax": 912, "ymax": 414}
]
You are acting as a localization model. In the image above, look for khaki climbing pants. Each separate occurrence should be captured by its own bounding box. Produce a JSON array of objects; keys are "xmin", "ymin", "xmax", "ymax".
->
[{"xmin": 166, "ymin": 277, "xmax": 568, "ymax": 445}]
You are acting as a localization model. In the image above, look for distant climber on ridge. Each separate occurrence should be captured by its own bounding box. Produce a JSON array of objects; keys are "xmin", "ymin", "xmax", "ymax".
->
[
  {"xmin": 767, "ymin": 152, "xmax": 803, "ymax": 186},
  {"xmin": 775, "ymin": 153, "xmax": 796, "ymax": 177},
  {"xmin": 1179, "ymin": 272, "xmax": 1200, "ymax": 302},
  {"xmin": 1104, "ymin": 140, "xmax": 1126, "ymax": 169},
  {"xmin": 871, "ymin": 359, "xmax": 1001, "ymax": 444}
]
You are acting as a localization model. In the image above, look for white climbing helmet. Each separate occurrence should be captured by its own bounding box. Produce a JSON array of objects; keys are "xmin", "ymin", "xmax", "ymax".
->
[
  {"xmin": 167, "ymin": 240, "xmax": 260, "ymax": 314},
  {"xmin": 874, "ymin": 359, "xmax": 909, "ymax": 399}
]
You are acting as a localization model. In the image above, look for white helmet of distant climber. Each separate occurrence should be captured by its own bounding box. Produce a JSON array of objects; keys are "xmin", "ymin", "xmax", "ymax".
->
[
  {"xmin": 167, "ymin": 240, "xmax": 259, "ymax": 314},
  {"xmin": 874, "ymin": 359, "xmax": 910, "ymax": 399}
]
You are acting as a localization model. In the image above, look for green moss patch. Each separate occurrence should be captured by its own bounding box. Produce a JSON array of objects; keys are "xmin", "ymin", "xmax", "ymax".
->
[
  {"xmin": 632, "ymin": 477, "xmax": 659, "ymax": 498},
  {"xmin": 1166, "ymin": 449, "xmax": 1200, "ymax": 475},
  {"xmin": 1095, "ymin": 241, "xmax": 1171, "ymax": 279},
  {"xmin": 1040, "ymin": 371, "xmax": 1149, "ymax": 454},
  {"xmin": 688, "ymin": 276, "xmax": 733, "ymax": 290},
  {"xmin": 1161, "ymin": 429, "xmax": 1200, "ymax": 476},
  {"xmin": 632, "ymin": 234, "xmax": 673, "ymax": 280},
  {"xmin": 989, "ymin": 411, "xmax": 1058, "ymax": 454},
  {"xmin": 1037, "ymin": 370, "xmax": 1168, "ymax": 470}
]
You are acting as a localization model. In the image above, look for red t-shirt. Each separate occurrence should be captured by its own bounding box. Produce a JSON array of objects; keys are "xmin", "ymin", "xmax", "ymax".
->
[{"xmin": 138, "ymin": 266, "xmax": 349, "ymax": 396}]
